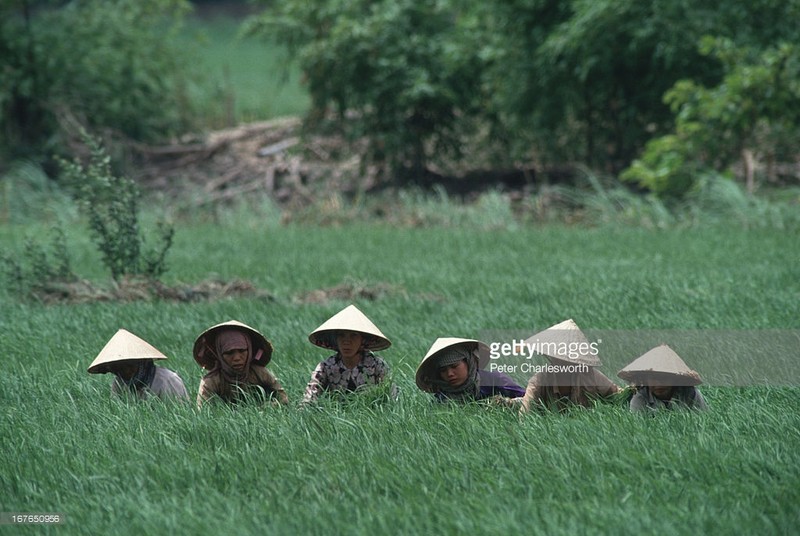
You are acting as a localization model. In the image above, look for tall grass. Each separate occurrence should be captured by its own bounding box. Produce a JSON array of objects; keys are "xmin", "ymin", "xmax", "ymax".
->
[
  {"xmin": 2, "ymin": 373, "xmax": 798, "ymax": 533},
  {"xmin": 1, "ymin": 221, "xmax": 798, "ymax": 533},
  {"xmin": 0, "ymin": 161, "xmax": 76, "ymax": 225}
]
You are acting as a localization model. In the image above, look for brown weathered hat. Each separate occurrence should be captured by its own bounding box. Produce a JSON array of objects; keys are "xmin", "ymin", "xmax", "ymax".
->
[
  {"xmin": 308, "ymin": 304, "xmax": 391, "ymax": 351},
  {"xmin": 523, "ymin": 318, "xmax": 602, "ymax": 367},
  {"xmin": 193, "ymin": 320, "xmax": 273, "ymax": 370},
  {"xmin": 415, "ymin": 337, "xmax": 490, "ymax": 393},
  {"xmin": 87, "ymin": 328, "xmax": 167, "ymax": 374},
  {"xmin": 618, "ymin": 344, "xmax": 702, "ymax": 386}
]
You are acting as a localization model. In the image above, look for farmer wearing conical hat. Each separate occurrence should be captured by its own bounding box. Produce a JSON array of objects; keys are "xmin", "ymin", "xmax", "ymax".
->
[
  {"xmin": 302, "ymin": 304, "xmax": 392, "ymax": 404},
  {"xmin": 88, "ymin": 328, "xmax": 189, "ymax": 401},
  {"xmin": 618, "ymin": 344, "xmax": 708, "ymax": 412},
  {"xmin": 194, "ymin": 320, "xmax": 288, "ymax": 408},
  {"xmin": 519, "ymin": 319, "xmax": 621, "ymax": 413},
  {"xmin": 416, "ymin": 337, "xmax": 525, "ymax": 404}
]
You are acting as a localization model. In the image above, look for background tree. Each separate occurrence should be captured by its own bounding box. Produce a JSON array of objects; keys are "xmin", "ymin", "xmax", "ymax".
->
[
  {"xmin": 252, "ymin": 0, "xmax": 800, "ymax": 189},
  {"xmin": 0, "ymin": 0, "xmax": 193, "ymax": 166},
  {"xmin": 623, "ymin": 39, "xmax": 800, "ymax": 197},
  {"xmin": 245, "ymin": 0, "xmax": 490, "ymax": 181}
]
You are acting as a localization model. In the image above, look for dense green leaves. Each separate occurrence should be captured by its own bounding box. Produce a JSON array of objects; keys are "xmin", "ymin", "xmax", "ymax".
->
[
  {"xmin": 2, "ymin": 0, "xmax": 798, "ymax": 197},
  {"xmin": 0, "ymin": 0, "xmax": 193, "ymax": 162},
  {"xmin": 251, "ymin": 0, "xmax": 800, "ymax": 193},
  {"xmin": 246, "ymin": 0, "xmax": 489, "ymax": 178},
  {"xmin": 623, "ymin": 40, "xmax": 800, "ymax": 196}
]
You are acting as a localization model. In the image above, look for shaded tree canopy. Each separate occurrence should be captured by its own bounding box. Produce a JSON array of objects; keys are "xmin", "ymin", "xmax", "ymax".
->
[{"xmin": 248, "ymin": 0, "xmax": 800, "ymax": 192}]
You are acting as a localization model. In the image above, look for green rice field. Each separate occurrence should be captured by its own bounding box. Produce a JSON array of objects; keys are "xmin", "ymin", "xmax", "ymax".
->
[{"xmin": 1, "ymin": 222, "xmax": 799, "ymax": 534}]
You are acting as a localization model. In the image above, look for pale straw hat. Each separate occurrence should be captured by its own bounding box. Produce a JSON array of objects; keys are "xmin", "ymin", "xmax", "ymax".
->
[
  {"xmin": 524, "ymin": 318, "xmax": 602, "ymax": 367},
  {"xmin": 193, "ymin": 320, "xmax": 273, "ymax": 370},
  {"xmin": 87, "ymin": 328, "xmax": 168, "ymax": 374},
  {"xmin": 308, "ymin": 304, "xmax": 391, "ymax": 351},
  {"xmin": 618, "ymin": 344, "xmax": 702, "ymax": 386},
  {"xmin": 415, "ymin": 337, "xmax": 490, "ymax": 393}
]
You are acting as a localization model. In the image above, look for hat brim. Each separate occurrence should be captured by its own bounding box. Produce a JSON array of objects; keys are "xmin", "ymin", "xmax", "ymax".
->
[
  {"xmin": 193, "ymin": 320, "xmax": 273, "ymax": 370},
  {"xmin": 308, "ymin": 329, "xmax": 391, "ymax": 352},
  {"xmin": 618, "ymin": 369, "xmax": 702, "ymax": 387},
  {"xmin": 415, "ymin": 338, "xmax": 490, "ymax": 393},
  {"xmin": 308, "ymin": 305, "xmax": 391, "ymax": 352},
  {"xmin": 88, "ymin": 356, "xmax": 164, "ymax": 374},
  {"xmin": 87, "ymin": 328, "xmax": 168, "ymax": 374}
]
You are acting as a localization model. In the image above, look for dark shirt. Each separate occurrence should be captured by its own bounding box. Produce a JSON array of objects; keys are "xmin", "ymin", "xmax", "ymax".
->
[
  {"xmin": 434, "ymin": 369, "xmax": 526, "ymax": 402},
  {"xmin": 477, "ymin": 369, "xmax": 527, "ymax": 399}
]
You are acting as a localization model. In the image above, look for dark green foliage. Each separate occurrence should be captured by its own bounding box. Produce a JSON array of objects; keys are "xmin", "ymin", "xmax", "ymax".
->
[
  {"xmin": 245, "ymin": 0, "xmax": 490, "ymax": 178},
  {"xmin": 623, "ymin": 40, "xmax": 800, "ymax": 197},
  {"xmin": 58, "ymin": 133, "xmax": 174, "ymax": 281},
  {"xmin": 0, "ymin": 0, "xmax": 193, "ymax": 162},
  {"xmin": 486, "ymin": 0, "xmax": 800, "ymax": 172},
  {"xmin": 250, "ymin": 0, "xmax": 800, "ymax": 191},
  {"xmin": 4, "ymin": 0, "xmax": 796, "ymax": 197}
]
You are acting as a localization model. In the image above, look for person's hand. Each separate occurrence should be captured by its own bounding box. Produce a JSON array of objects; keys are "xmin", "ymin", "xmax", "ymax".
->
[{"xmin": 481, "ymin": 395, "xmax": 520, "ymax": 409}]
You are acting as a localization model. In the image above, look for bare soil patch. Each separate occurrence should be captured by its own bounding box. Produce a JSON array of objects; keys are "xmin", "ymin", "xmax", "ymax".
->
[{"xmin": 26, "ymin": 276, "xmax": 445, "ymax": 306}]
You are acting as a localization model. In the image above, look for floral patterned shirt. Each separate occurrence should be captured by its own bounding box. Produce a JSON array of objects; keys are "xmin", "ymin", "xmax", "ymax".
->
[{"xmin": 303, "ymin": 351, "xmax": 388, "ymax": 403}]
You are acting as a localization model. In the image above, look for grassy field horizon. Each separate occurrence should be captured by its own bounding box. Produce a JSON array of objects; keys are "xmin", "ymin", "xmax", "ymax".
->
[{"xmin": 1, "ymin": 221, "xmax": 798, "ymax": 534}]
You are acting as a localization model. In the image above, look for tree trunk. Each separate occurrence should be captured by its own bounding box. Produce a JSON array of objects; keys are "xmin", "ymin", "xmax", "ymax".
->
[{"xmin": 742, "ymin": 148, "xmax": 755, "ymax": 194}]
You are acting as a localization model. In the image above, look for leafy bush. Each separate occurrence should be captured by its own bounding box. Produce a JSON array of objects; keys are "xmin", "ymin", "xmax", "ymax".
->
[
  {"xmin": 245, "ymin": 0, "xmax": 489, "ymax": 179},
  {"xmin": 0, "ymin": 0, "xmax": 193, "ymax": 162},
  {"xmin": 58, "ymin": 133, "xmax": 174, "ymax": 281},
  {"xmin": 249, "ymin": 0, "xmax": 800, "ymax": 183},
  {"xmin": 620, "ymin": 133, "xmax": 702, "ymax": 198},
  {"xmin": 623, "ymin": 39, "xmax": 800, "ymax": 197}
]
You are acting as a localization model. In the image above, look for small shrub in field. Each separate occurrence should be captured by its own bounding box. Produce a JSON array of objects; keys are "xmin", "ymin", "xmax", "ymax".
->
[
  {"xmin": 58, "ymin": 133, "xmax": 174, "ymax": 282},
  {"xmin": 1, "ymin": 227, "xmax": 76, "ymax": 298},
  {"xmin": 620, "ymin": 133, "xmax": 701, "ymax": 199}
]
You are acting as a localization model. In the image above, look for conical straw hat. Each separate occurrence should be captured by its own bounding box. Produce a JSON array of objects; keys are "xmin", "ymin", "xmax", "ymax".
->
[
  {"xmin": 523, "ymin": 318, "xmax": 602, "ymax": 367},
  {"xmin": 415, "ymin": 337, "xmax": 490, "ymax": 393},
  {"xmin": 618, "ymin": 344, "xmax": 702, "ymax": 386},
  {"xmin": 193, "ymin": 320, "xmax": 273, "ymax": 370},
  {"xmin": 308, "ymin": 304, "xmax": 391, "ymax": 351},
  {"xmin": 87, "ymin": 329, "xmax": 167, "ymax": 374}
]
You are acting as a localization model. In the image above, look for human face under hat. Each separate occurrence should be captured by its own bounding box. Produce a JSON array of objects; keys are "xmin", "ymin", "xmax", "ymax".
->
[
  {"xmin": 336, "ymin": 330, "xmax": 364, "ymax": 366},
  {"xmin": 647, "ymin": 378, "xmax": 676, "ymax": 400},
  {"xmin": 109, "ymin": 359, "xmax": 150, "ymax": 381},
  {"xmin": 217, "ymin": 330, "xmax": 251, "ymax": 373},
  {"xmin": 438, "ymin": 360, "xmax": 469, "ymax": 388}
]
